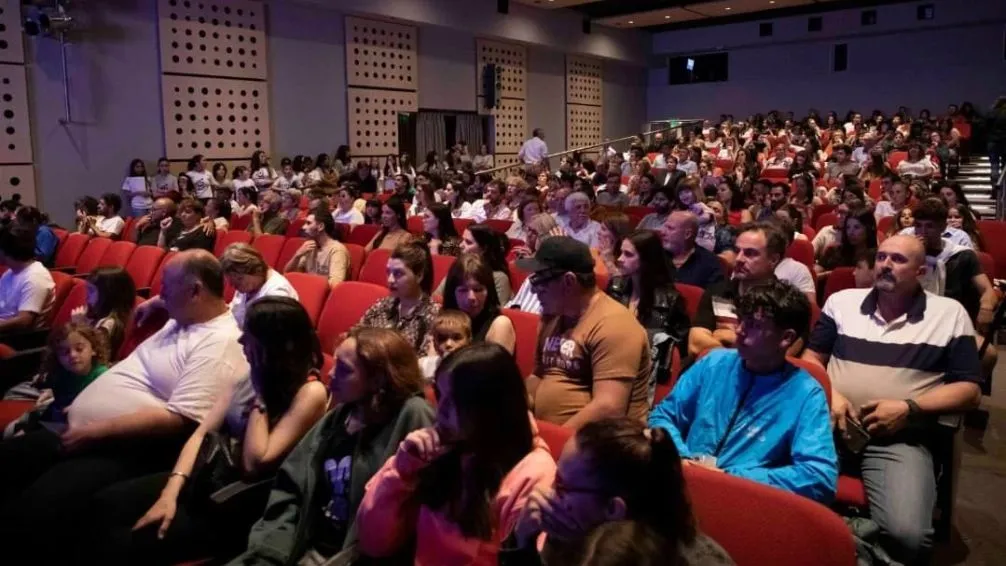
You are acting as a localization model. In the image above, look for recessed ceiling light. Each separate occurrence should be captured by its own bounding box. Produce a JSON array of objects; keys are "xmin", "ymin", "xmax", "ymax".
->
[
  {"xmin": 769, "ymin": 0, "xmax": 775, "ymax": 4},
  {"xmin": 725, "ymin": 6, "xmax": 732, "ymax": 10},
  {"xmin": 665, "ymin": 15, "xmax": 671, "ymax": 19},
  {"xmin": 628, "ymin": 20, "xmax": 634, "ymax": 24}
]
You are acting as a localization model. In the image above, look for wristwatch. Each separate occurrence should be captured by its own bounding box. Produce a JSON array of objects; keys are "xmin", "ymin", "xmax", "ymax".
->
[{"xmin": 904, "ymin": 398, "xmax": 922, "ymax": 420}]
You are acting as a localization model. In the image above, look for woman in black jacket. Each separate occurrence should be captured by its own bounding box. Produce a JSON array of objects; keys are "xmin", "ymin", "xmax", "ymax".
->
[{"xmin": 605, "ymin": 230, "xmax": 690, "ymax": 406}]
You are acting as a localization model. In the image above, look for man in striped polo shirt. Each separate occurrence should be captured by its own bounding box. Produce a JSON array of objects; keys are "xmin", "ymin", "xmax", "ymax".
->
[{"xmin": 803, "ymin": 234, "xmax": 981, "ymax": 565}]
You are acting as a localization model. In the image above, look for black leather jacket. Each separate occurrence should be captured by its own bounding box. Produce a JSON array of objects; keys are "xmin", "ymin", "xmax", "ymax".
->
[{"xmin": 605, "ymin": 276, "xmax": 691, "ymax": 385}]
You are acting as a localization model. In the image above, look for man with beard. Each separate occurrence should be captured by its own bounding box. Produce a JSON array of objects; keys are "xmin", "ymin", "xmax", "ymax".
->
[{"xmin": 803, "ymin": 235, "xmax": 981, "ymax": 565}]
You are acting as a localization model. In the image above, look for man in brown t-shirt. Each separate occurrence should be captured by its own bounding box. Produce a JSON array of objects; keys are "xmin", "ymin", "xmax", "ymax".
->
[{"xmin": 517, "ymin": 236, "xmax": 651, "ymax": 429}]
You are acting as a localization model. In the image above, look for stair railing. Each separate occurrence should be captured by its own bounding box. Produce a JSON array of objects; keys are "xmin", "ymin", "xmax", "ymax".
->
[{"xmin": 998, "ymin": 167, "xmax": 1006, "ymax": 220}]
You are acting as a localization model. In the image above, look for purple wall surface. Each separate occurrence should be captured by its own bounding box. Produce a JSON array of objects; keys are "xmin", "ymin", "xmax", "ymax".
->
[{"xmin": 647, "ymin": 0, "xmax": 1006, "ymax": 121}]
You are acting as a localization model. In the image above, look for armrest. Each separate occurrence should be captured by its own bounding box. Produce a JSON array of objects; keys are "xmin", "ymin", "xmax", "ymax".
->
[
  {"xmin": 50, "ymin": 266, "xmax": 75, "ymax": 275},
  {"xmin": 209, "ymin": 477, "xmax": 274, "ymax": 505}
]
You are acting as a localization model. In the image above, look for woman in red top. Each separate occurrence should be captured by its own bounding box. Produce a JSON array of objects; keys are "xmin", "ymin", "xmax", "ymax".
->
[{"xmin": 715, "ymin": 178, "xmax": 752, "ymax": 227}]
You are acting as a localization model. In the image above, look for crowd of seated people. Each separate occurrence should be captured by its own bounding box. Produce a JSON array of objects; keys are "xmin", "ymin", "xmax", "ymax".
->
[{"xmin": 0, "ymin": 102, "xmax": 993, "ymax": 565}]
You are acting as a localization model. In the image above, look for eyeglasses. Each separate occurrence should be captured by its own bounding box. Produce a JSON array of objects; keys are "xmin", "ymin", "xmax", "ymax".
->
[{"xmin": 529, "ymin": 270, "xmax": 565, "ymax": 290}]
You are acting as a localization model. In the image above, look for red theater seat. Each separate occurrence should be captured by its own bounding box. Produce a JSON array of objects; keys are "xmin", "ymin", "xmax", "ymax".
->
[
  {"xmin": 358, "ymin": 249, "xmax": 391, "ymax": 287},
  {"xmin": 73, "ymin": 237, "xmax": 113, "ymax": 277},
  {"xmin": 316, "ymin": 282, "xmax": 389, "ymax": 354},
  {"xmin": 822, "ymin": 267, "xmax": 856, "ymax": 303},
  {"xmin": 345, "ymin": 243, "xmax": 366, "ymax": 281},
  {"xmin": 124, "ymin": 246, "xmax": 166, "ymax": 290},
  {"xmin": 285, "ymin": 272, "xmax": 329, "ymax": 327},
  {"xmin": 276, "ymin": 237, "xmax": 306, "ymax": 273},
  {"xmin": 214, "ymin": 230, "xmax": 253, "ymax": 257},
  {"xmin": 503, "ymin": 308, "xmax": 540, "ymax": 379},
  {"xmin": 674, "ymin": 283, "xmax": 704, "ymax": 320},
  {"xmin": 149, "ymin": 251, "xmax": 177, "ymax": 297},
  {"xmin": 252, "ymin": 234, "xmax": 285, "ymax": 268},
  {"xmin": 98, "ymin": 241, "xmax": 137, "ymax": 268},
  {"xmin": 346, "ymin": 224, "xmax": 381, "ymax": 247},
  {"xmin": 431, "ymin": 255, "xmax": 456, "ymax": 291}
]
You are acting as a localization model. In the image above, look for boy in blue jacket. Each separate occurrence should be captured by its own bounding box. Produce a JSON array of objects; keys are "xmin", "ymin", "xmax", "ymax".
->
[{"xmin": 650, "ymin": 279, "xmax": 838, "ymax": 503}]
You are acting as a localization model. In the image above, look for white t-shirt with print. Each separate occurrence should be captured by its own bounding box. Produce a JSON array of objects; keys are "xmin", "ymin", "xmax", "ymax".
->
[
  {"xmin": 228, "ymin": 269, "xmax": 299, "ymax": 328},
  {"xmin": 0, "ymin": 261, "xmax": 54, "ymax": 327},
  {"xmin": 187, "ymin": 170, "xmax": 214, "ymax": 199},
  {"xmin": 68, "ymin": 311, "xmax": 250, "ymax": 426}
]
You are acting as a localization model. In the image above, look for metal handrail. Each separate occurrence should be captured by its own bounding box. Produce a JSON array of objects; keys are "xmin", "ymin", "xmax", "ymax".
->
[{"xmin": 479, "ymin": 118, "xmax": 706, "ymax": 176}]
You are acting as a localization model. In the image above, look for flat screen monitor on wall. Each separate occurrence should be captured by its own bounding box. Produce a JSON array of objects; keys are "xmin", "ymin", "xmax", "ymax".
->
[{"xmin": 668, "ymin": 52, "xmax": 728, "ymax": 85}]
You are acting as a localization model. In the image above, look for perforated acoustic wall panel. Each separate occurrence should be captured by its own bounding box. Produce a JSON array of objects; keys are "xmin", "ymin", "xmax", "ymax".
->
[
  {"xmin": 158, "ymin": 0, "xmax": 267, "ymax": 80},
  {"xmin": 162, "ymin": 75, "xmax": 271, "ymax": 160},
  {"xmin": 476, "ymin": 39, "xmax": 526, "ymax": 100},
  {"xmin": 344, "ymin": 17, "xmax": 418, "ymax": 159},
  {"xmin": 493, "ymin": 153, "xmax": 521, "ymax": 171},
  {"xmin": 566, "ymin": 56, "xmax": 602, "ymax": 106},
  {"xmin": 478, "ymin": 98, "xmax": 526, "ymax": 154},
  {"xmin": 0, "ymin": 1, "xmax": 25, "ymax": 65},
  {"xmin": 0, "ymin": 1, "xmax": 34, "ymax": 204},
  {"xmin": 157, "ymin": 0, "xmax": 270, "ymax": 167},
  {"xmin": 0, "ymin": 64, "xmax": 32, "ymax": 164},
  {"xmin": 565, "ymin": 56, "xmax": 602, "ymax": 159},
  {"xmin": 347, "ymin": 88, "xmax": 417, "ymax": 157},
  {"xmin": 567, "ymin": 104, "xmax": 602, "ymax": 158},
  {"xmin": 345, "ymin": 16, "xmax": 417, "ymax": 91}
]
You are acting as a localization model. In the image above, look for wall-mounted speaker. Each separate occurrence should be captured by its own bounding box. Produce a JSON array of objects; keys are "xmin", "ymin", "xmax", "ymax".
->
[{"xmin": 498, "ymin": 0, "xmax": 508, "ymax": 15}]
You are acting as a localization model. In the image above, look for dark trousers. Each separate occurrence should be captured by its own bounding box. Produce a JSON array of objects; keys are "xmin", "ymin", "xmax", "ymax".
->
[
  {"xmin": 0, "ymin": 429, "xmax": 187, "ymax": 565},
  {"xmin": 85, "ymin": 471, "xmax": 271, "ymax": 564}
]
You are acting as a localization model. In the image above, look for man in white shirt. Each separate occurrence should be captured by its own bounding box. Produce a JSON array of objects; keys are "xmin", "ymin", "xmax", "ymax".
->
[
  {"xmin": 331, "ymin": 186, "xmax": 364, "ymax": 225},
  {"xmin": 772, "ymin": 218, "xmax": 817, "ymax": 306},
  {"xmin": 0, "ymin": 225, "xmax": 54, "ymax": 335},
  {"xmin": 0, "ymin": 249, "xmax": 249, "ymax": 553},
  {"xmin": 517, "ymin": 128, "xmax": 549, "ymax": 166},
  {"xmin": 472, "ymin": 180, "xmax": 512, "ymax": 223},
  {"xmin": 563, "ymin": 191, "xmax": 602, "ymax": 249},
  {"xmin": 676, "ymin": 147, "xmax": 698, "ymax": 176}
]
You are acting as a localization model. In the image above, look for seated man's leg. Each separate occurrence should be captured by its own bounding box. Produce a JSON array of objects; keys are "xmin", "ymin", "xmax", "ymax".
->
[
  {"xmin": 0, "ymin": 428, "xmax": 63, "ymax": 502},
  {"xmin": 859, "ymin": 440, "xmax": 936, "ymax": 565}
]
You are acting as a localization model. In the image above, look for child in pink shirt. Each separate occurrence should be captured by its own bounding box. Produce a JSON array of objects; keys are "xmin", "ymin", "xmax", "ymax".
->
[{"xmin": 356, "ymin": 343, "xmax": 556, "ymax": 565}]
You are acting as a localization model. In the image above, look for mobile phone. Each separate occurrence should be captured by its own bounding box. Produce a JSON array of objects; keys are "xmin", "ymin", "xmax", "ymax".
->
[{"xmin": 842, "ymin": 419, "xmax": 871, "ymax": 454}]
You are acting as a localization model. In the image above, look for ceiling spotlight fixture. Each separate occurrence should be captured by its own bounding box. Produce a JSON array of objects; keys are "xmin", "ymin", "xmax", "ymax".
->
[
  {"xmin": 665, "ymin": 15, "xmax": 671, "ymax": 19},
  {"xmin": 769, "ymin": 0, "xmax": 776, "ymax": 4},
  {"xmin": 725, "ymin": 6, "xmax": 732, "ymax": 10},
  {"xmin": 628, "ymin": 20, "xmax": 634, "ymax": 24}
]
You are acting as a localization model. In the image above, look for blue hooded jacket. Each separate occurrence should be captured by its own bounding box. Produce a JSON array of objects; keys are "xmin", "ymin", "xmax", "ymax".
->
[{"xmin": 649, "ymin": 349, "xmax": 838, "ymax": 503}]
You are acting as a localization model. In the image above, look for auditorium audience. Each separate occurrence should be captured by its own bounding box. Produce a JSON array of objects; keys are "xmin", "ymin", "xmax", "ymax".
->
[
  {"xmin": 134, "ymin": 198, "xmax": 178, "ymax": 246},
  {"xmin": 688, "ymin": 222, "xmax": 787, "ymax": 357},
  {"xmin": 158, "ymin": 199, "xmax": 216, "ymax": 252},
  {"xmin": 332, "ymin": 185, "xmax": 365, "ymax": 225},
  {"xmin": 446, "ymin": 223, "xmax": 512, "ymax": 303},
  {"xmin": 636, "ymin": 185, "xmax": 673, "ymax": 230},
  {"xmin": 89, "ymin": 297, "xmax": 328, "ymax": 563},
  {"xmin": 0, "ymin": 250, "xmax": 249, "ymax": 560},
  {"xmin": 502, "ymin": 418, "xmax": 734, "ymax": 566},
  {"xmin": 0, "ymin": 225, "xmax": 54, "ymax": 335},
  {"xmin": 518, "ymin": 237, "xmax": 650, "ymax": 429},
  {"xmin": 660, "ymin": 210, "xmax": 725, "ymax": 288},
  {"xmin": 13, "ymin": 206, "xmax": 58, "ymax": 266},
  {"xmin": 417, "ymin": 309, "xmax": 472, "ymax": 380},
  {"xmin": 250, "ymin": 190, "xmax": 289, "ymax": 237},
  {"xmin": 818, "ymin": 206, "xmax": 877, "ymax": 272},
  {"xmin": 442, "ymin": 254, "xmax": 515, "ymax": 353},
  {"xmin": 284, "ymin": 208, "xmax": 350, "ymax": 287},
  {"xmin": 73, "ymin": 266, "xmax": 136, "ymax": 355},
  {"xmin": 231, "ymin": 327, "xmax": 434, "ymax": 564},
  {"xmin": 651, "ymin": 280, "xmax": 837, "ymax": 502},
  {"xmin": 563, "ymin": 191, "xmax": 603, "ymax": 249},
  {"xmin": 355, "ymin": 242, "xmax": 439, "ymax": 355},
  {"xmin": 356, "ymin": 343, "xmax": 555, "ymax": 565},
  {"xmin": 365, "ymin": 197, "xmax": 414, "ymax": 254},
  {"xmin": 804, "ymin": 235, "xmax": 982, "ymax": 564},
  {"xmin": 79, "ymin": 193, "xmax": 125, "ymax": 239},
  {"xmin": 421, "ymin": 202, "xmax": 462, "ymax": 257}
]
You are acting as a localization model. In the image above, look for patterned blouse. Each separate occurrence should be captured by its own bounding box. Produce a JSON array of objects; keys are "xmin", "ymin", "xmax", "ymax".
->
[{"xmin": 354, "ymin": 296, "xmax": 440, "ymax": 355}]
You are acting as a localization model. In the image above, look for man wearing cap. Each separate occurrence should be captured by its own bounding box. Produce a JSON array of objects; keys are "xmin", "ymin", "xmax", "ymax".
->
[{"xmin": 517, "ymin": 236, "xmax": 652, "ymax": 430}]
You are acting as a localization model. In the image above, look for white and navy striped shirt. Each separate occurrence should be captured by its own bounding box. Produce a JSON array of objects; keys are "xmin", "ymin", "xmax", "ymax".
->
[{"xmin": 808, "ymin": 287, "xmax": 980, "ymax": 411}]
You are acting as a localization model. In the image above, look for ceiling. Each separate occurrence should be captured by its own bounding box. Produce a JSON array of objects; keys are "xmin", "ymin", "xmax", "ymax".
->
[{"xmin": 512, "ymin": 0, "xmax": 913, "ymax": 31}]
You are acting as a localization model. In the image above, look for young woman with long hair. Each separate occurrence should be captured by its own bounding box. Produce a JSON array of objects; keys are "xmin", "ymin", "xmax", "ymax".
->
[
  {"xmin": 502, "ymin": 417, "xmax": 733, "ymax": 566},
  {"xmin": 422, "ymin": 202, "xmax": 462, "ymax": 256},
  {"xmin": 443, "ymin": 254, "xmax": 516, "ymax": 353},
  {"xmin": 365, "ymin": 196, "xmax": 414, "ymax": 253},
  {"xmin": 451, "ymin": 223, "xmax": 512, "ymax": 303},
  {"xmin": 74, "ymin": 266, "xmax": 137, "ymax": 355},
  {"xmin": 356, "ymin": 342, "xmax": 555, "ymax": 565},
  {"xmin": 817, "ymin": 206, "xmax": 877, "ymax": 272},
  {"xmin": 89, "ymin": 297, "xmax": 329, "ymax": 563}
]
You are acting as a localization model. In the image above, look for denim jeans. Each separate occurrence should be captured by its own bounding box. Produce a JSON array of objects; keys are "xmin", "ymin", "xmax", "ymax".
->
[{"xmin": 858, "ymin": 440, "xmax": 936, "ymax": 565}]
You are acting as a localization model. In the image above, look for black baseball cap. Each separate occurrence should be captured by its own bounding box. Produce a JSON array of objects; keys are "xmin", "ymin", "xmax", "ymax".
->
[{"xmin": 515, "ymin": 236, "xmax": 595, "ymax": 275}]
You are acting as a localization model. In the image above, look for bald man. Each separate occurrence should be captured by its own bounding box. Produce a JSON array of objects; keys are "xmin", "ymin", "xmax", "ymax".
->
[
  {"xmin": 803, "ymin": 235, "xmax": 981, "ymax": 564},
  {"xmin": 135, "ymin": 197, "xmax": 179, "ymax": 246},
  {"xmin": 660, "ymin": 210, "xmax": 724, "ymax": 288},
  {"xmin": 0, "ymin": 250, "xmax": 251, "ymax": 552}
]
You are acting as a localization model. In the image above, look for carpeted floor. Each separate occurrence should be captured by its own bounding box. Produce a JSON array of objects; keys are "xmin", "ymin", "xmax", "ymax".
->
[{"xmin": 933, "ymin": 348, "xmax": 1006, "ymax": 565}]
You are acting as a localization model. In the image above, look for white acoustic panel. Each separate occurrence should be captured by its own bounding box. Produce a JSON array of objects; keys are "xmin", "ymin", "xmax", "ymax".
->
[
  {"xmin": 0, "ymin": 164, "xmax": 35, "ymax": 205},
  {"xmin": 347, "ymin": 87, "xmax": 418, "ymax": 157},
  {"xmin": 345, "ymin": 16, "xmax": 417, "ymax": 90},
  {"xmin": 479, "ymin": 98, "xmax": 526, "ymax": 154},
  {"xmin": 476, "ymin": 39, "xmax": 526, "ymax": 100},
  {"xmin": 162, "ymin": 75, "xmax": 271, "ymax": 160},
  {"xmin": 566, "ymin": 56, "xmax": 602, "ymax": 106},
  {"xmin": 158, "ymin": 0, "xmax": 267, "ymax": 80},
  {"xmin": 567, "ymin": 104, "xmax": 602, "ymax": 153},
  {"xmin": 0, "ymin": 2, "xmax": 24, "ymax": 64},
  {"xmin": 0, "ymin": 64, "xmax": 33, "ymax": 164}
]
